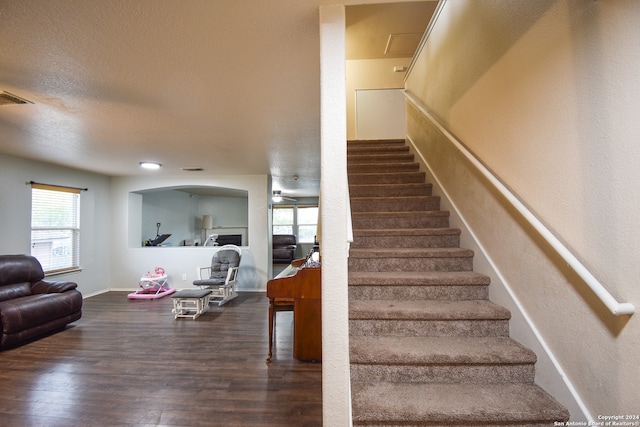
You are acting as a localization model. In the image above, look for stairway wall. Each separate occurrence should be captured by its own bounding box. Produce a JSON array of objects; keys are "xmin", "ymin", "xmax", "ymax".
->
[
  {"xmin": 406, "ymin": 104, "xmax": 586, "ymax": 420},
  {"xmin": 404, "ymin": 1, "xmax": 640, "ymax": 419}
]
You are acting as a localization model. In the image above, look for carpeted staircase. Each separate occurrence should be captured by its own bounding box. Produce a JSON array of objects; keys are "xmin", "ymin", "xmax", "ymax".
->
[{"xmin": 347, "ymin": 139, "xmax": 570, "ymax": 426}]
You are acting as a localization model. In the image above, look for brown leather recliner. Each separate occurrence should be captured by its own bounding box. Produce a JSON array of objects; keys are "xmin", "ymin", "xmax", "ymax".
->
[
  {"xmin": 272, "ymin": 234, "xmax": 297, "ymax": 264},
  {"xmin": 0, "ymin": 254, "xmax": 82, "ymax": 349}
]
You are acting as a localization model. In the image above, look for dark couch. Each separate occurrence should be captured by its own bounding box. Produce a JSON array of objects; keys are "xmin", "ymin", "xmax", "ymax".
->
[
  {"xmin": 0, "ymin": 254, "xmax": 82, "ymax": 349},
  {"xmin": 272, "ymin": 234, "xmax": 297, "ymax": 264}
]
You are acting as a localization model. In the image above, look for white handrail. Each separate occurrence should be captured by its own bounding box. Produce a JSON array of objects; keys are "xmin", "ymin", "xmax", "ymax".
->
[{"xmin": 404, "ymin": 91, "xmax": 634, "ymax": 316}]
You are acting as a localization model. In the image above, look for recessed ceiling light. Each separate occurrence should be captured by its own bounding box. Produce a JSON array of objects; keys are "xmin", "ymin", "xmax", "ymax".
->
[{"xmin": 139, "ymin": 161, "xmax": 161, "ymax": 170}]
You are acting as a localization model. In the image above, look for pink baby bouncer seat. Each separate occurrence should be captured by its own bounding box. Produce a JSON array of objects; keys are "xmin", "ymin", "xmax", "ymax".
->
[{"xmin": 128, "ymin": 267, "xmax": 176, "ymax": 299}]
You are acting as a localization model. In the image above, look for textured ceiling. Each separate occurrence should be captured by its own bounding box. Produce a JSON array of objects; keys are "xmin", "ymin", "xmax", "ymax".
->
[{"xmin": 0, "ymin": 0, "xmax": 434, "ymax": 198}]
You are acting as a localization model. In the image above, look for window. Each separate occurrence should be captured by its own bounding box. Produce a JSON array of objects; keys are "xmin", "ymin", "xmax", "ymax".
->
[
  {"xmin": 273, "ymin": 205, "xmax": 318, "ymax": 244},
  {"xmin": 297, "ymin": 206, "xmax": 318, "ymax": 243},
  {"xmin": 31, "ymin": 183, "xmax": 81, "ymax": 274},
  {"xmin": 273, "ymin": 207, "xmax": 294, "ymax": 235}
]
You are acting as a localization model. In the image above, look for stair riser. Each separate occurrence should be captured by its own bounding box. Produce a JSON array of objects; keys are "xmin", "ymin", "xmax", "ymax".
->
[
  {"xmin": 351, "ymin": 234, "xmax": 460, "ymax": 248},
  {"xmin": 347, "ymin": 139, "xmax": 409, "ymax": 153},
  {"xmin": 349, "ymin": 285, "xmax": 488, "ymax": 301},
  {"xmin": 348, "ymin": 154, "xmax": 415, "ymax": 164},
  {"xmin": 349, "ymin": 319, "xmax": 510, "ymax": 337},
  {"xmin": 348, "ymin": 139, "xmax": 406, "ymax": 145},
  {"xmin": 351, "ymin": 197, "xmax": 440, "ymax": 213},
  {"xmin": 352, "ymin": 215, "xmax": 450, "ymax": 229},
  {"xmin": 350, "ymin": 364, "xmax": 535, "ymax": 384},
  {"xmin": 349, "ymin": 184, "xmax": 432, "ymax": 198},
  {"xmin": 349, "ymin": 172, "xmax": 426, "ymax": 185},
  {"xmin": 347, "ymin": 149, "xmax": 410, "ymax": 158},
  {"xmin": 349, "ymin": 257, "xmax": 473, "ymax": 272},
  {"xmin": 348, "ymin": 163, "xmax": 420, "ymax": 174}
]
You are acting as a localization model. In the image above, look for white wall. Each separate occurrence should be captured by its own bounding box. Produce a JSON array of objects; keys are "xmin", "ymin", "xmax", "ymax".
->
[
  {"xmin": 0, "ymin": 154, "xmax": 112, "ymax": 297},
  {"xmin": 140, "ymin": 190, "xmax": 200, "ymax": 246},
  {"xmin": 355, "ymin": 88, "xmax": 405, "ymax": 140},
  {"xmin": 110, "ymin": 175, "xmax": 269, "ymax": 293},
  {"xmin": 405, "ymin": 0, "xmax": 640, "ymax": 420},
  {"xmin": 320, "ymin": 5, "xmax": 352, "ymax": 427},
  {"xmin": 346, "ymin": 57, "xmax": 411, "ymax": 140}
]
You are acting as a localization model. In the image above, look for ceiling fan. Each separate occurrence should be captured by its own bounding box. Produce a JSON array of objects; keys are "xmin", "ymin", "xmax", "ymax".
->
[{"xmin": 272, "ymin": 190, "xmax": 297, "ymax": 203}]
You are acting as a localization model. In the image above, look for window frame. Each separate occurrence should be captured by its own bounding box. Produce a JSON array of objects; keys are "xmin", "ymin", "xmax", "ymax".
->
[
  {"xmin": 296, "ymin": 206, "xmax": 319, "ymax": 244},
  {"xmin": 30, "ymin": 183, "xmax": 82, "ymax": 275},
  {"xmin": 272, "ymin": 204, "xmax": 318, "ymax": 244}
]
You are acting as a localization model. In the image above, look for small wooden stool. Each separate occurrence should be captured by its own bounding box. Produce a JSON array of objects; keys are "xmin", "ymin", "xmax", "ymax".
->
[{"xmin": 171, "ymin": 289, "xmax": 212, "ymax": 319}]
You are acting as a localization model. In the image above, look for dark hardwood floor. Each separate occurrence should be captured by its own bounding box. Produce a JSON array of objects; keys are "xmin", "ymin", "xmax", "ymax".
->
[{"xmin": 0, "ymin": 292, "xmax": 322, "ymax": 427}]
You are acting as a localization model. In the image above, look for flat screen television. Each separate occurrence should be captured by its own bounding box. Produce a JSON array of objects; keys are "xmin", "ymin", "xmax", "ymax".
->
[{"xmin": 216, "ymin": 234, "xmax": 242, "ymax": 246}]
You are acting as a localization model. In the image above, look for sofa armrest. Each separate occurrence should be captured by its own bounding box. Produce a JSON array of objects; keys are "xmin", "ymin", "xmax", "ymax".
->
[{"xmin": 30, "ymin": 280, "xmax": 78, "ymax": 294}]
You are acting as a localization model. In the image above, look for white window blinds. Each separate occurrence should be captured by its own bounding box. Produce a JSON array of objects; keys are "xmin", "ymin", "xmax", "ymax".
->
[{"xmin": 30, "ymin": 183, "xmax": 81, "ymax": 274}]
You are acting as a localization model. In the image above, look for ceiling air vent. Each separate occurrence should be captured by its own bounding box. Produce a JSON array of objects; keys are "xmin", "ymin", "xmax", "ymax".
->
[
  {"xmin": 0, "ymin": 91, "xmax": 33, "ymax": 106},
  {"xmin": 384, "ymin": 33, "xmax": 423, "ymax": 57}
]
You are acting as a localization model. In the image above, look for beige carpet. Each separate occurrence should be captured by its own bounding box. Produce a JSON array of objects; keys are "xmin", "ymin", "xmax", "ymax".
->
[{"xmin": 347, "ymin": 139, "xmax": 569, "ymax": 426}]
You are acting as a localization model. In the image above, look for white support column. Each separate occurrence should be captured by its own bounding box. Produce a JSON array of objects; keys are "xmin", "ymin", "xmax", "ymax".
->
[{"xmin": 319, "ymin": 4, "xmax": 352, "ymax": 427}]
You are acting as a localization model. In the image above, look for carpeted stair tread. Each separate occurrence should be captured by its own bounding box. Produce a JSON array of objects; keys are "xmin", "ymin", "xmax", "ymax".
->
[
  {"xmin": 347, "ymin": 138, "xmax": 408, "ymax": 149},
  {"xmin": 350, "ymin": 195, "xmax": 441, "ymax": 213},
  {"xmin": 349, "ymin": 248, "xmax": 474, "ymax": 272},
  {"xmin": 351, "ymin": 195, "xmax": 438, "ymax": 203},
  {"xmin": 349, "ymin": 171, "xmax": 427, "ymax": 185},
  {"xmin": 347, "ymin": 148, "xmax": 412, "ymax": 157},
  {"xmin": 350, "ymin": 336, "xmax": 536, "ymax": 365},
  {"xmin": 354, "ymin": 228, "xmax": 461, "ymax": 237},
  {"xmin": 349, "ymin": 247, "xmax": 474, "ymax": 259},
  {"xmin": 348, "ymin": 162, "xmax": 420, "ymax": 173},
  {"xmin": 348, "ymin": 153, "xmax": 416, "ymax": 164},
  {"xmin": 351, "ymin": 382, "xmax": 570, "ymax": 425},
  {"xmin": 352, "ymin": 210, "xmax": 449, "ymax": 220},
  {"xmin": 348, "ymin": 271, "xmax": 490, "ymax": 301},
  {"xmin": 348, "ymin": 271, "xmax": 490, "ymax": 286},
  {"xmin": 349, "ymin": 299, "xmax": 511, "ymax": 321},
  {"xmin": 349, "ymin": 182, "xmax": 433, "ymax": 197},
  {"xmin": 350, "ymin": 336, "xmax": 536, "ymax": 384},
  {"xmin": 351, "ymin": 228, "xmax": 461, "ymax": 249},
  {"xmin": 348, "ymin": 139, "xmax": 407, "ymax": 150},
  {"xmin": 351, "ymin": 210, "xmax": 451, "ymax": 230}
]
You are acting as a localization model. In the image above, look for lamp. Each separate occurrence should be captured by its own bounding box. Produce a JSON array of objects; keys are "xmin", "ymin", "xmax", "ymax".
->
[
  {"xmin": 272, "ymin": 190, "xmax": 283, "ymax": 203},
  {"xmin": 202, "ymin": 215, "xmax": 213, "ymax": 230},
  {"xmin": 201, "ymin": 215, "xmax": 218, "ymax": 246}
]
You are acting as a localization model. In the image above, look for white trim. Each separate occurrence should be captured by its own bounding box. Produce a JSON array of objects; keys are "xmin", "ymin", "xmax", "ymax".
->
[{"xmin": 83, "ymin": 288, "xmax": 110, "ymax": 298}]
